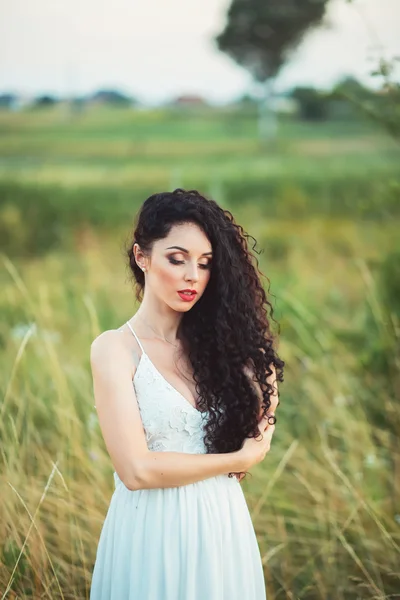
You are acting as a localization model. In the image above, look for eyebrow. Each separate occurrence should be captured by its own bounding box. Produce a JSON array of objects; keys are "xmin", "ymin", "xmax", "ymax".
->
[{"xmin": 166, "ymin": 246, "xmax": 213, "ymax": 256}]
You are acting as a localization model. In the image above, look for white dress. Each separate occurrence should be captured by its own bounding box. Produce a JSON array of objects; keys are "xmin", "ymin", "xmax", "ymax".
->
[{"xmin": 90, "ymin": 322, "xmax": 267, "ymax": 599}]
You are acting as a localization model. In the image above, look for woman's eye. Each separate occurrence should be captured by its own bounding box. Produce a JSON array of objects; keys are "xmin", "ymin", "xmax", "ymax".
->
[{"xmin": 168, "ymin": 257, "xmax": 211, "ymax": 270}]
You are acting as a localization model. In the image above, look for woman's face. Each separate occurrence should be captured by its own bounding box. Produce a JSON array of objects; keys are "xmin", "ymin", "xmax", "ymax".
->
[{"xmin": 135, "ymin": 222, "xmax": 213, "ymax": 311}]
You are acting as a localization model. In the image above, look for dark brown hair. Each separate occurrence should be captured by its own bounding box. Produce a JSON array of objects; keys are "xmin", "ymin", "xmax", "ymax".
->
[{"xmin": 126, "ymin": 188, "xmax": 285, "ymax": 478}]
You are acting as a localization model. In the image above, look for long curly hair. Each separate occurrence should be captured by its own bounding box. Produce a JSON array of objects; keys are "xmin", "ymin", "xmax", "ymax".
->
[{"xmin": 125, "ymin": 188, "xmax": 285, "ymax": 477}]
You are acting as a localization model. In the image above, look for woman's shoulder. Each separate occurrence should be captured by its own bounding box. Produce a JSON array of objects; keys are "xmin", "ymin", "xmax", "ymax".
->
[
  {"xmin": 90, "ymin": 325, "xmax": 142, "ymax": 376},
  {"xmin": 91, "ymin": 326, "xmax": 124, "ymax": 345},
  {"xmin": 90, "ymin": 328, "xmax": 129, "ymax": 365}
]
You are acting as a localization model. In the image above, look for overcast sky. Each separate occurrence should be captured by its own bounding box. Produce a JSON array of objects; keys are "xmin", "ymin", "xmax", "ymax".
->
[{"xmin": 0, "ymin": 0, "xmax": 399, "ymax": 104}]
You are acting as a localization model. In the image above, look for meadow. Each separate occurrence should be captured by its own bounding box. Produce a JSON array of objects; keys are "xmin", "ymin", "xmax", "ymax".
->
[{"xmin": 1, "ymin": 103, "xmax": 399, "ymax": 598}]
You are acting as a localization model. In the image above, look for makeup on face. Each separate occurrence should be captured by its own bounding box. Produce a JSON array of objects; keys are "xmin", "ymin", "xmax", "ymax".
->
[
  {"xmin": 164, "ymin": 244, "xmax": 212, "ymax": 302},
  {"xmin": 165, "ymin": 246, "xmax": 213, "ymax": 271}
]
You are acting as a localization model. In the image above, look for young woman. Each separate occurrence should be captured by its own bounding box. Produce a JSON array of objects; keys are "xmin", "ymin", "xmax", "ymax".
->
[{"xmin": 89, "ymin": 188, "xmax": 284, "ymax": 599}]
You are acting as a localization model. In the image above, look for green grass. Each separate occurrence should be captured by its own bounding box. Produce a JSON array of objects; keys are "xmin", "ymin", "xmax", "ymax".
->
[
  {"xmin": 0, "ymin": 105, "xmax": 399, "ymax": 598},
  {"xmin": 1, "ymin": 106, "xmax": 399, "ymax": 258}
]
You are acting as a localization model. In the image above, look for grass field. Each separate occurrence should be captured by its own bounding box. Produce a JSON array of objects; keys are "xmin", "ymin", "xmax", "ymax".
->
[{"xmin": 1, "ymin": 104, "xmax": 399, "ymax": 598}]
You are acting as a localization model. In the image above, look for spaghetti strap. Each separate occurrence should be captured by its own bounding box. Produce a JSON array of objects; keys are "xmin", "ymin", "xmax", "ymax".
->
[{"xmin": 126, "ymin": 321, "xmax": 146, "ymax": 355}]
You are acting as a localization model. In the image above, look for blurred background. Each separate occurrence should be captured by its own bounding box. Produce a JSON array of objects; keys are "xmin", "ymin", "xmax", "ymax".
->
[{"xmin": 1, "ymin": 0, "xmax": 399, "ymax": 597}]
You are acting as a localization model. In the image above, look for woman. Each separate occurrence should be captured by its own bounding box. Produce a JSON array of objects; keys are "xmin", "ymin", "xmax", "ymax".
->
[{"xmin": 90, "ymin": 188, "xmax": 284, "ymax": 599}]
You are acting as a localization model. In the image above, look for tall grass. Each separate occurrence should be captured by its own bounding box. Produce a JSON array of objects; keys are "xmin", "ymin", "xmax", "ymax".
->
[
  {"xmin": 1, "ymin": 106, "xmax": 399, "ymax": 597},
  {"xmin": 1, "ymin": 213, "xmax": 399, "ymax": 598}
]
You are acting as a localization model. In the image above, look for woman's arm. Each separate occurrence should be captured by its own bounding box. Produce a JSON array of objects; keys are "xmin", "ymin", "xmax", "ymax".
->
[
  {"xmin": 133, "ymin": 448, "xmax": 245, "ymax": 490},
  {"xmin": 90, "ymin": 331, "xmax": 245, "ymax": 491},
  {"xmin": 232, "ymin": 358, "xmax": 279, "ymax": 482}
]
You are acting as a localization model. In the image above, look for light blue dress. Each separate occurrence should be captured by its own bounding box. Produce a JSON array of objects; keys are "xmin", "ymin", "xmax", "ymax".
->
[{"xmin": 90, "ymin": 322, "xmax": 267, "ymax": 599}]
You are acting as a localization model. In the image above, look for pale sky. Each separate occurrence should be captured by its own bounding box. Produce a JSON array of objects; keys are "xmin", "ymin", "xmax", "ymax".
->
[{"xmin": 0, "ymin": 0, "xmax": 399, "ymax": 104}]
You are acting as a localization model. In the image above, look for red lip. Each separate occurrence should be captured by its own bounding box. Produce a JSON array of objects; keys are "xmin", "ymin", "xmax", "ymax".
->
[
  {"xmin": 178, "ymin": 289, "xmax": 197, "ymax": 294},
  {"xmin": 177, "ymin": 290, "xmax": 197, "ymax": 302}
]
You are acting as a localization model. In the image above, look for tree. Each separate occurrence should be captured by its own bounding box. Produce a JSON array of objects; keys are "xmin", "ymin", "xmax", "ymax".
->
[
  {"xmin": 215, "ymin": 0, "xmax": 330, "ymax": 142},
  {"xmin": 332, "ymin": 75, "xmax": 371, "ymax": 100},
  {"xmin": 289, "ymin": 86, "xmax": 329, "ymax": 121},
  {"xmin": 0, "ymin": 93, "xmax": 18, "ymax": 109},
  {"xmin": 34, "ymin": 94, "xmax": 59, "ymax": 108},
  {"xmin": 90, "ymin": 89, "xmax": 133, "ymax": 106}
]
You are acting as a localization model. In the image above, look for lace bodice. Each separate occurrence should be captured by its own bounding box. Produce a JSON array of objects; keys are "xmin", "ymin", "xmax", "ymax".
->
[
  {"xmin": 124, "ymin": 321, "xmax": 210, "ymax": 454},
  {"xmin": 133, "ymin": 351, "xmax": 210, "ymax": 454}
]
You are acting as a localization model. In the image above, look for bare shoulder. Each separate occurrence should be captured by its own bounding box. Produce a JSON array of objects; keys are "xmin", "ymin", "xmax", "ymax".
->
[{"xmin": 90, "ymin": 329, "xmax": 130, "ymax": 371}]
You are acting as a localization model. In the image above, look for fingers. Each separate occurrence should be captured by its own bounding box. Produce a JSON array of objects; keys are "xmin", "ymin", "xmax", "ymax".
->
[
  {"xmin": 265, "ymin": 423, "xmax": 276, "ymax": 440},
  {"xmin": 259, "ymin": 413, "xmax": 276, "ymax": 432},
  {"xmin": 259, "ymin": 422, "xmax": 275, "ymax": 447},
  {"xmin": 262, "ymin": 423, "xmax": 275, "ymax": 455}
]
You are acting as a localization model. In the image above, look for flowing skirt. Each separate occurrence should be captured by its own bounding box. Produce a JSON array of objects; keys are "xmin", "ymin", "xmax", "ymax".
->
[{"xmin": 90, "ymin": 472, "xmax": 267, "ymax": 599}]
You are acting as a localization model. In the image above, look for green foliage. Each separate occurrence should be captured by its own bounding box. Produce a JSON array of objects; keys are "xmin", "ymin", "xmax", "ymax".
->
[
  {"xmin": 0, "ymin": 106, "xmax": 398, "ymax": 257},
  {"xmin": 289, "ymin": 86, "xmax": 330, "ymax": 120},
  {"xmin": 215, "ymin": 0, "xmax": 330, "ymax": 82},
  {"xmin": 333, "ymin": 59, "xmax": 400, "ymax": 143}
]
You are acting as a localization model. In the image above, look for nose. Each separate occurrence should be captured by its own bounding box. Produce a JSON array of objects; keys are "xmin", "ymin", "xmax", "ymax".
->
[{"xmin": 184, "ymin": 261, "xmax": 200, "ymax": 284}]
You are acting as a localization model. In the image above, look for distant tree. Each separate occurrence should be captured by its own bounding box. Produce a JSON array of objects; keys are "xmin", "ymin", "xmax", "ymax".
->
[
  {"xmin": 289, "ymin": 86, "xmax": 329, "ymax": 121},
  {"xmin": 34, "ymin": 94, "xmax": 58, "ymax": 107},
  {"xmin": 90, "ymin": 89, "xmax": 133, "ymax": 106},
  {"xmin": 215, "ymin": 0, "xmax": 330, "ymax": 143},
  {"xmin": 332, "ymin": 75, "xmax": 372, "ymax": 100},
  {"xmin": 327, "ymin": 75, "xmax": 373, "ymax": 120},
  {"xmin": 0, "ymin": 93, "xmax": 18, "ymax": 109}
]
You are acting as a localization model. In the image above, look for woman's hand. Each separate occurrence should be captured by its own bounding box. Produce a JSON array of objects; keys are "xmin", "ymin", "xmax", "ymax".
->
[
  {"xmin": 239, "ymin": 413, "xmax": 276, "ymax": 471},
  {"xmin": 229, "ymin": 412, "xmax": 276, "ymax": 480}
]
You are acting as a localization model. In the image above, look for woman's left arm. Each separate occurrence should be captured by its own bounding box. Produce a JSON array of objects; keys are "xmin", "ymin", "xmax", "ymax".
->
[{"xmin": 234, "ymin": 361, "xmax": 279, "ymax": 482}]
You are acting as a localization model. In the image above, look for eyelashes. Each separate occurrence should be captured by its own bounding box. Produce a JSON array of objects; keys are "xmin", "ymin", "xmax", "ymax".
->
[{"xmin": 168, "ymin": 257, "xmax": 212, "ymax": 270}]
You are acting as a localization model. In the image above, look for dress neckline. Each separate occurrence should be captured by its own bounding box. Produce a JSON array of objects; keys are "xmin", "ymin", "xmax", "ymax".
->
[
  {"xmin": 126, "ymin": 320, "xmax": 208, "ymax": 416},
  {"xmin": 133, "ymin": 346, "xmax": 208, "ymax": 417}
]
